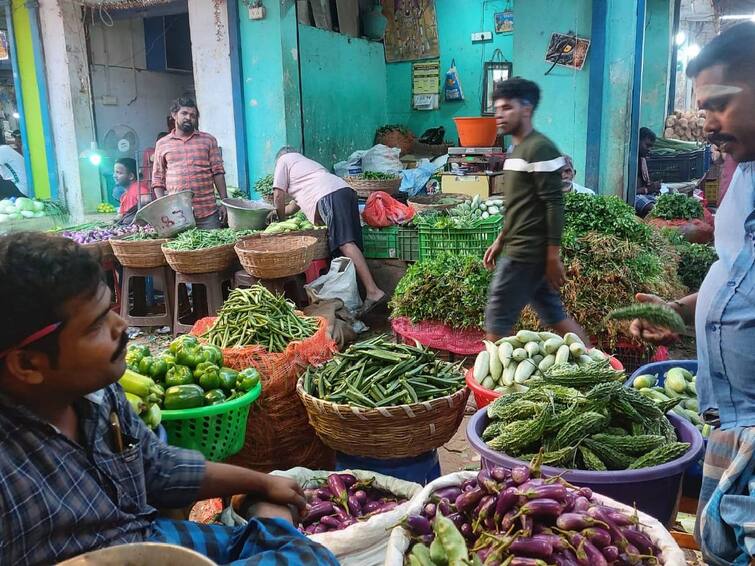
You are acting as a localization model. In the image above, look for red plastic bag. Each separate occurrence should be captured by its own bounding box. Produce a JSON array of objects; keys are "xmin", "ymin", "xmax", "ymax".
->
[{"xmin": 362, "ymin": 191, "xmax": 415, "ymax": 228}]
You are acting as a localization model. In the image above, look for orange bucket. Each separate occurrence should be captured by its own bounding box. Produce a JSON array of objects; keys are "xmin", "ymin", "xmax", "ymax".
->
[{"xmin": 453, "ymin": 117, "xmax": 498, "ymax": 147}]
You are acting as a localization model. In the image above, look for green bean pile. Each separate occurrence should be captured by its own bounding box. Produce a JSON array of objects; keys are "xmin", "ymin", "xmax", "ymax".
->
[
  {"xmin": 202, "ymin": 286, "xmax": 319, "ymax": 351},
  {"xmin": 164, "ymin": 228, "xmax": 246, "ymax": 251},
  {"xmin": 302, "ymin": 336, "xmax": 465, "ymax": 408}
]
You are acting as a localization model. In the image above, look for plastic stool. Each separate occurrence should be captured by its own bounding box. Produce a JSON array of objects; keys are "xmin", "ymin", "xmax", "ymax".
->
[
  {"xmin": 335, "ymin": 450, "xmax": 441, "ymax": 485},
  {"xmin": 232, "ymin": 269, "xmax": 308, "ymax": 307},
  {"xmin": 120, "ymin": 266, "xmax": 174, "ymax": 328},
  {"xmin": 173, "ymin": 271, "xmax": 232, "ymax": 335},
  {"xmin": 304, "ymin": 258, "xmax": 330, "ymax": 284},
  {"xmin": 103, "ymin": 258, "xmax": 121, "ymax": 313}
]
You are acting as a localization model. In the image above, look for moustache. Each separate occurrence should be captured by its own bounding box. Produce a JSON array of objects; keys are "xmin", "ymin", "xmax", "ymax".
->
[
  {"xmin": 708, "ymin": 133, "xmax": 735, "ymax": 147},
  {"xmin": 111, "ymin": 332, "xmax": 129, "ymax": 363}
]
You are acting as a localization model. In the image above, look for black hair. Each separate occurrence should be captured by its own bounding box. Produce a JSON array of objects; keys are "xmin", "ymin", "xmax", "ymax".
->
[
  {"xmin": 639, "ymin": 127, "xmax": 656, "ymax": 142},
  {"xmin": 493, "ymin": 77, "xmax": 541, "ymax": 110},
  {"xmin": 115, "ymin": 157, "xmax": 137, "ymax": 178},
  {"xmin": 170, "ymin": 96, "xmax": 199, "ymax": 116},
  {"xmin": 276, "ymin": 146, "xmax": 297, "ymax": 161},
  {"xmin": 686, "ymin": 22, "xmax": 755, "ymax": 82},
  {"xmin": 0, "ymin": 233, "xmax": 103, "ymax": 365}
]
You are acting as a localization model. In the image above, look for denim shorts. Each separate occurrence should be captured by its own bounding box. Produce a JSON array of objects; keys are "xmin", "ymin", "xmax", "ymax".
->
[{"xmin": 485, "ymin": 257, "xmax": 567, "ymax": 336}]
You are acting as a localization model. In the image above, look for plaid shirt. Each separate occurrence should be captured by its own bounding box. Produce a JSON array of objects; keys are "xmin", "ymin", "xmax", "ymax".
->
[
  {"xmin": 152, "ymin": 130, "xmax": 225, "ymax": 219},
  {"xmin": 0, "ymin": 384, "xmax": 205, "ymax": 566}
]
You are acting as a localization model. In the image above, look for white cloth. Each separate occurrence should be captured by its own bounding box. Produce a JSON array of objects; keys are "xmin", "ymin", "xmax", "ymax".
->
[
  {"xmin": 565, "ymin": 181, "xmax": 595, "ymax": 195},
  {"xmin": 0, "ymin": 145, "xmax": 27, "ymax": 195},
  {"xmin": 274, "ymin": 153, "xmax": 348, "ymax": 223}
]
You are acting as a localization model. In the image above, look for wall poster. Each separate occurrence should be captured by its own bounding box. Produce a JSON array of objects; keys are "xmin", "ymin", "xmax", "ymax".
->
[
  {"xmin": 545, "ymin": 33, "xmax": 591, "ymax": 71},
  {"xmin": 382, "ymin": 0, "xmax": 440, "ymax": 63}
]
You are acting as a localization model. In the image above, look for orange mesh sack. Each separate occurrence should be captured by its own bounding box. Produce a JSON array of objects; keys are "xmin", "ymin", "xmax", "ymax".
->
[{"xmin": 191, "ymin": 316, "xmax": 338, "ymax": 472}]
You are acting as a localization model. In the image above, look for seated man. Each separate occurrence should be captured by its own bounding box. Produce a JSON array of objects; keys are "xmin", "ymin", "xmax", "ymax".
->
[
  {"xmin": 560, "ymin": 155, "xmax": 595, "ymax": 195},
  {"xmin": 635, "ymin": 127, "xmax": 661, "ymax": 217},
  {"xmin": 0, "ymin": 232, "xmax": 338, "ymax": 566}
]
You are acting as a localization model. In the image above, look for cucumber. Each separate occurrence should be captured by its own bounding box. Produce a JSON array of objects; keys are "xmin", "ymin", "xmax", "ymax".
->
[
  {"xmin": 538, "ymin": 331, "xmax": 562, "ymax": 341},
  {"xmin": 538, "ymin": 354, "xmax": 556, "ymax": 372},
  {"xmin": 498, "ymin": 336, "xmax": 524, "ymax": 349},
  {"xmin": 555, "ymin": 344, "xmax": 571, "ymax": 365},
  {"xmin": 532, "ymin": 354, "xmax": 544, "ymax": 365},
  {"xmin": 563, "ymin": 332, "xmax": 583, "ymax": 346},
  {"xmin": 665, "ymin": 368, "xmax": 688, "ymax": 393},
  {"xmin": 587, "ymin": 349, "xmax": 607, "ymax": 361},
  {"xmin": 633, "ymin": 374, "xmax": 658, "ymax": 390},
  {"xmin": 543, "ymin": 337, "xmax": 565, "ymax": 355},
  {"xmin": 473, "ymin": 351, "xmax": 490, "ymax": 381},
  {"xmin": 524, "ymin": 341, "xmax": 541, "ymax": 358},
  {"xmin": 514, "ymin": 358, "xmax": 538, "ymax": 383},
  {"xmin": 481, "ymin": 376, "xmax": 496, "ymax": 390},
  {"xmin": 577, "ymin": 355, "xmax": 593, "ymax": 366},
  {"xmin": 516, "ymin": 330, "xmax": 540, "ymax": 343},
  {"xmin": 498, "ymin": 342, "xmax": 514, "ymax": 368},
  {"xmin": 501, "ymin": 363, "xmax": 516, "ymax": 386},
  {"xmin": 512, "ymin": 348, "xmax": 528, "ymax": 363},
  {"xmin": 569, "ymin": 342, "xmax": 585, "ymax": 357},
  {"xmin": 484, "ymin": 340, "xmax": 503, "ymax": 381}
]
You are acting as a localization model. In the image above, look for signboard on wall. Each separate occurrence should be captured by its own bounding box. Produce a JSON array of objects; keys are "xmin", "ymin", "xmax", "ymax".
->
[{"xmin": 412, "ymin": 60, "xmax": 440, "ymax": 110}]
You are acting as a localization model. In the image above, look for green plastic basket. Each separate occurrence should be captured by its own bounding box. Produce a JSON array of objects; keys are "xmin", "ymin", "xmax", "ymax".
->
[
  {"xmin": 398, "ymin": 226, "xmax": 419, "ymax": 261},
  {"xmin": 160, "ymin": 382, "xmax": 261, "ymax": 462},
  {"xmin": 418, "ymin": 217, "xmax": 503, "ymax": 260},
  {"xmin": 362, "ymin": 225, "xmax": 399, "ymax": 259}
]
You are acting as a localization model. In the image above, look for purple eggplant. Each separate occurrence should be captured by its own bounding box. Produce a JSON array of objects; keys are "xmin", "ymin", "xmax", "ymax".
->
[
  {"xmin": 403, "ymin": 515, "xmax": 433, "ymax": 536},
  {"xmin": 518, "ymin": 484, "xmax": 567, "ymax": 501},
  {"xmin": 511, "ymin": 465, "xmax": 531, "ymax": 485},
  {"xmin": 337, "ymin": 473, "xmax": 357, "ymax": 488},
  {"xmin": 586, "ymin": 505, "xmax": 636, "ymax": 527},
  {"xmin": 362, "ymin": 501, "xmax": 381, "ymax": 514},
  {"xmin": 517, "ymin": 498, "xmax": 563, "ymax": 518},
  {"xmin": 532, "ymin": 534, "xmax": 568, "ymax": 552},
  {"xmin": 447, "ymin": 512, "xmax": 465, "ymax": 529},
  {"xmin": 478, "ymin": 468, "xmax": 501, "ymax": 494},
  {"xmin": 461, "ymin": 479, "xmax": 477, "ymax": 491},
  {"xmin": 494, "ymin": 487, "xmax": 520, "ymax": 524},
  {"xmin": 577, "ymin": 486, "xmax": 593, "ymax": 499},
  {"xmin": 433, "ymin": 486, "xmax": 463, "ymax": 501},
  {"xmin": 347, "ymin": 495, "xmax": 362, "ymax": 517},
  {"xmin": 302, "ymin": 501, "xmax": 334, "ymax": 525},
  {"xmin": 437, "ymin": 498, "xmax": 452, "ymax": 516},
  {"xmin": 315, "ymin": 487, "xmax": 333, "ymax": 501},
  {"xmin": 552, "ymin": 550, "xmax": 581, "ymax": 566},
  {"xmin": 460, "ymin": 522, "xmax": 473, "ymax": 539},
  {"xmin": 601, "ymin": 545, "xmax": 619, "ymax": 562},
  {"xmin": 455, "ymin": 486, "xmax": 485, "ymax": 513},
  {"xmin": 490, "ymin": 466, "xmax": 509, "ymax": 482},
  {"xmin": 303, "ymin": 523, "xmax": 317, "ymax": 534},
  {"xmin": 334, "ymin": 506, "xmax": 350, "ymax": 523},
  {"xmin": 575, "ymin": 538, "xmax": 608, "ymax": 566},
  {"xmin": 556, "ymin": 512, "xmax": 608, "ymax": 531},
  {"xmin": 501, "ymin": 510, "xmax": 516, "ymax": 531},
  {"xmin": 620, "ymin": 527, "xmax": 655, "ymax": 555},
  {"xmin": 581, "ymin": 527, "xmax": 612, "ymax": 548},
  {"xmin": 475, "ymin": 495, "xmax": 498, "ymax": 531},
  {"xmin": 572, "ymin": 496, "xmax": 591, "ymax": 513},
  {"xmin": 319, "ymin": 515, "xmax": 342, "ymax": 529},
  {"xmin": 313, "ymin": 523, "xmax": 329, "ymax": 534},
  {"xmin": 327, "ymin": 474, "xmax": 348, "ymax": 510},
  {"xmin": 423, "ymin": 502, "xmax": 437, "ymax": 518},
  {"xmin": 352, "ymin": 490, "xmax": 367, "ymax": 505},
  {"xmin": 510, "ymin": 558, "xmax": 549, "ymax": 566},
  {"xmin": 517, "ymin": 479, "xmax": 545, "ymax": 491},
  {"xmin": 510, "ymin": 537, "xmax": 554, "ymax": 559},
  {"xmin": 341, "ymin": 517, "xmax": 357, "ymax": 527},
  {"xmin": 520, "ymin": 515, "xmax": 534, "ymax": 537},
  {"xmin": 563, "ymin": 491, "xmax": 576, "ymax": 512}
]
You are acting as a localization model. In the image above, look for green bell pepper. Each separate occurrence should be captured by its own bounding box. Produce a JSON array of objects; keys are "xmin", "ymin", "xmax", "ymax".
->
[
  {"xmin": 125, "ymin": 345, "xmax": 149, "ymax": 372},
  {"xmin": 236, "ymin": 368, "xmax": 260, "ymax": 392},
  {"xmin": 138, "ymin": 356, "xmax": 155, "ymax": 376},
  {"xmin": 148, "ymin": 358, "xmax": 168, "ymax": 380},
  {"xmin": 204, "ymin": 388, "xmax": 227, "ymax": 405},
  {"xmin": 193, "ymin": 361, "xmax": 217, "ymax": 379},
  {"xmin": 165, "ymin": 365, "xmax": 194, "ymax": 387},
  {"xmin": 176, "ymin": 345, "xmax": 203, "ymax": 368},
  {"xmin": 164, "ymin": 384, "xmax": 205, "ymax": 410},
  {"xmin": 218, "ymin": 367, "xmax": 239, "ymax": 393},
  {"xmin": 199, "ymin": 344, "xmax": 223, "ymax": 366},
  {"xmin": 198, "ymin": 366, "xmax": 221, "ymax": 391},
  {"xmin": 169, "ymin": 335, "xmax": 199, "ymax": 355}
]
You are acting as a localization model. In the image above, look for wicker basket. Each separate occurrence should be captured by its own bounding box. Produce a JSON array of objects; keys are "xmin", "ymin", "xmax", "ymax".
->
[
  {"xmin": 296, "ymin": 379, "xmax": 470, "ymax": 459},
  {"xmin": 345, "ymin": 176, "xmax": 401, "ymax": 199},
  {"xmin": 235, "ymin": 235, "xmax": 316, "ymax": 279},
  {"xmin": 259, "ymin": 228, "xmax": 330, "ymax": 260},
  {"xmin": 161, "ymin": 243, "xmax": 238, "ymax": 274},
  {"xmin": 110, "ymin": 238, "xmax": 168, "ymax": 268},
  {"xmin": 82, "ymin": 240, "xmax": 115, "ymax": 264},
  {"xmin": 375, "ymin": 129, "xmax": 415, "ymax": 156},
  {"xmin": 408, "ymin": 193, "xmax": 471, "ymax": 213}
]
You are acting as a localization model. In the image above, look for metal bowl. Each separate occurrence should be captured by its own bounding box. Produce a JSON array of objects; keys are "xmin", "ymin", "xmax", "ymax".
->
[
  {"xmin": 134, "ymin": 191, "xmax": 195, "ymax": 238},
  {"xmin": 56, "ymin": 542, "xmax": 216, "ymax": 565},
  {"xmin": 222, "ymin": 198, "xmax": 274, "ymax": 231}
]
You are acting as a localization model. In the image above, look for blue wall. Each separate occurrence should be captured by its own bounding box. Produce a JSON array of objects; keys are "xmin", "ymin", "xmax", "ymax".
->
[
  {"xmin": 299, "ymin": 26, "xmax": 387, "ymax": 167},
  {"xmin": 384, "ymin": 0, "xmax": 514, "ymax": 143},
  {"xmin": 512, "ymin": 0, "xmax": 592, "ymax": 186},
  {"xmin": 640, "ymin": 0, "xmax": 672, "ymax": 135}
]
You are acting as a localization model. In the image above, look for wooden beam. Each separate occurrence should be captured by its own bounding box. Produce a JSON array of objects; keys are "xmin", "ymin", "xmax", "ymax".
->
[{"xmin": 336, "ymin": 0, "xmax": 359, "ymax": 37}]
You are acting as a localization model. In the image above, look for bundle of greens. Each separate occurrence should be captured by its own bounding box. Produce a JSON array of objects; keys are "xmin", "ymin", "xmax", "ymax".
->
[
  {"xmin": 164, "ymin": 228, "xmax": 244, "ymax": 251},
  {"xmin": 254, "ymin": 174, "xmax": 274, "ymax": 200},
  {"xmin": 390, "ymin": 253, "xmax": 491, "ymax": 329},
  {"xmin": 677, "ymin": 242, "xmax": 717, "ymax": 290},
  {"xmin": 650, "ymin": 193, "xmax": 703, "ymax": 220},
  {"xmin": 564, "ymin": 192, "xmax": 651, "ymax": 244}
]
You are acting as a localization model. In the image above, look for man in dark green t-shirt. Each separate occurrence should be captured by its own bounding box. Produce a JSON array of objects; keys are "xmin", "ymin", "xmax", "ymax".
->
[{"xmin": 483, "ymin": 78, "xmax": 589, "ymax": 344}]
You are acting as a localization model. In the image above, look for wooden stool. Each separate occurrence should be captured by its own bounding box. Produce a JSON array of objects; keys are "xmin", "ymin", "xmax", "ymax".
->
[
  {"xmin": 120, "ymin": 266, "xmax": 174, "ymax": 328},
  {"xmin": 232, "ymin": 269, "xmax": 308, "ymax": 307},
  {"xmin": 174, "ymin": 271, "xmax": 232, "ymax": 335}
]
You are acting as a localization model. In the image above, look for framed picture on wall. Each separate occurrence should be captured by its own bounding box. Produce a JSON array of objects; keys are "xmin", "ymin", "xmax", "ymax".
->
[
  {"xmin": 545, "ymin": 33, "xmax": 591, "ymax": 71},
  {"xmin": 494, "ymin": 11, "xmax": 513, "ymax": 34},
  {"xmin": 481, "ymin": 60, "xmax": 512, "ymax": 116}
]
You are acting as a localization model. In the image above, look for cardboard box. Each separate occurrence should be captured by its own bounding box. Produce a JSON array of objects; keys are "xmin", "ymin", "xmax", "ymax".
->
[{"xmin": 441, "ymin": 173, "xmax": 504, "ymax": 199}]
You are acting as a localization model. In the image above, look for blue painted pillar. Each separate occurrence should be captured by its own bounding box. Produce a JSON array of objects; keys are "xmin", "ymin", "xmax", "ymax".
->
[
  {"xmin": 237, "ymin": 0, "xmax": 302, "ymax": 187},
  {"xmin": 640, "ymin": 0, "xmax": 673, "ymax": 135}
]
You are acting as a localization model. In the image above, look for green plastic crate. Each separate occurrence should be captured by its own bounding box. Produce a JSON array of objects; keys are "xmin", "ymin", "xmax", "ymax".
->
[
  {"xmin": 362, "ymin": 225, "xmax": 399, "ymax": 259},
  {"xmin": 418, "ymin": 217, "xmax": 503, "ymax": 260},
  {"xmin": 398, "ymin": 226, "xmax": 419, "ymax": 261}
]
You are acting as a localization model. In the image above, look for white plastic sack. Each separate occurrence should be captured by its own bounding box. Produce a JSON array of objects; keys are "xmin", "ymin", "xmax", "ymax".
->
[
  {"xmin": 305, "ymin": 257, "xmax": 363, "ymax": 313},
  {"xmin": 273, "ymin": 467, "xmax": 422, "ymax": 566},
  {"xmin": 383, "ymin": 471, "xmax": 686, "ymax": 565},
  {"xmin": 361, "ymin": 144, "xmax": 403, "ymax": 176},
  {"xmin": 334, "ymin": 150, "xmax": 366, "ymax": 178}
]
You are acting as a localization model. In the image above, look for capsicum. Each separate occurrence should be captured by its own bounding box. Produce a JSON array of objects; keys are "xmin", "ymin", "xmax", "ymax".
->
[
  {"xmin": 176, "ymin": 345, "xmax": 203, "ymax": 368},
  {"xmin": 204, "ymin": 389, "xmax": 227, "ymax": 405},
  {"xmin": 164, "ymin": 384, "xmax": 205, "ymax": 410},
  {"xmin": 165, "ymin": 365, "xmax": 194, "ymax": 387},
  {"xmin": 125, "ymin": 345, "xmax": 150, "ymax": 372},
  {"xmin": 195, "ymin": 362, "xmax": 221, "ymax": 391},
  {"xmin": 236, "ymin": 368, "xmax": 261, "ymax": 392},
  {"xmin": 199, "ymin": 344, "xmax": 223, "ymax": 366},
  {"xmin": 137, "ymin": 356, "xmax": 154, "ymax": 376},
  {"xmin": 148, "ymin": 358, "xmax": 169, "ymax": 380},
  {"xmin": 169, "ymin": 334, "xmax": 198, "ymax": 355},
  {"xmin": 218, "ymin": 367, "xmax": 239, "ymax": 393}
]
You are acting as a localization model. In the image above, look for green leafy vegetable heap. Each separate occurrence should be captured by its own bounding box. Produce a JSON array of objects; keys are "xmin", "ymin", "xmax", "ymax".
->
[
  {"xmin": 164, "ymin": 228, "xmax": 244, "ymax": 251},
  {"xmin": 356, "ymin": 171, "xmax": 399, "ymax": 181},
  {"xmin": 254, "ymin": 174, "xmax": 274, "ymax": 200},
  {"xmin": 650, "ymin": 193, "xmax": 703, "ymax": 220},
  {"xmin": 564, "ymin": 192, "xmax": 651, "ymax": 244},
  {"xmin": 677, "ymin": 242, "xmax": 717, "ymax": 290},
  {"xmin": 390, "ymin": 253, "xmax": 491, "ymax": 329}
]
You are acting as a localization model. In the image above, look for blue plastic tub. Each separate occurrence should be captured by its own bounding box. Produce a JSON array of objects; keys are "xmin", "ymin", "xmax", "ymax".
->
[
  {"xmin": 628, "ymin": 360, "xmax": 704, "ymax": 496},
  {"xmin": 467, "ymin": 408, "xmax": 704, "ymax": 526},
  {"xmin": 335, "ymin": 450, "xmax": 441, "ymax": 485}
]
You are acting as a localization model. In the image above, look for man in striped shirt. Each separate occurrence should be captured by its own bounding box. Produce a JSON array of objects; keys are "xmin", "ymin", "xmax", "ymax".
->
[{"xmin": 152, "ymin": 97, "xmax": 228, "ymax": 228}]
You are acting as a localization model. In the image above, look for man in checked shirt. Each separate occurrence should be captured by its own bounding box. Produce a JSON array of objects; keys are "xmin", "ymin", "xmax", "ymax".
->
[
  {"xmin": 0, "ymin": 233, "xmax": 338, "ymax": 566},
  {"xmin": 153, "ymin": 97, "xmax": 229, "ymax": 228}
]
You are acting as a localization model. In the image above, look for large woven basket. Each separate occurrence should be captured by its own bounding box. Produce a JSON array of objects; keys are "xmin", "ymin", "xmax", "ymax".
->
[
  {"xmin": 235, "ymin": 235, "xmax": 316, "ymax": 279},
  {"xmin": 110, "ymin": 238, "xmax": 168, "ymax": 268},
  {"xmin": 345, "ymin": 176, "xmax": 401, "ymax": 199},
  {"xmin": 161, "ymin": 242, "xmax": 238, "ymax": 274},
  {"xmin": 259, "ymin": 228, "xmax": 330, "ymax": 260},
  {"xmin": 296, "ymin": 379, "xmax": 470, "ymax": 459},
  {"xmin": 375, "ymin": 130, "xmax": 415, "ymax": 156},
  {"xmin": 408, "ymin": 193, "xmax": 471, "ymax": 213}
]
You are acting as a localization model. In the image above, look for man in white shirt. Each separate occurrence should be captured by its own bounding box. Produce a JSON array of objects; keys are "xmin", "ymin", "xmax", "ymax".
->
[{"xmin": 560, "ymin": 155, "xmax": 595, "ymax": 195}]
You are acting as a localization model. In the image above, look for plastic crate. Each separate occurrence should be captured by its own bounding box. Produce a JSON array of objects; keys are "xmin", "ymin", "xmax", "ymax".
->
[
  {"xmin": 161, "ymin": 383, "xmax": 261, "ymax": 462},
  {"xmin": 646, "ymin": 150, "xmax": 705, "ymax": 182},
  {"xmin": 362, "ymin": 225, "xmax": 399, "ymax": 259},
  {"xmin": 398, "ymin": 226, "xmax": 419, "ymax": 261},
  {"xmin": 418, "ymin": 216, "xmax": 502, "ymax": 260}
]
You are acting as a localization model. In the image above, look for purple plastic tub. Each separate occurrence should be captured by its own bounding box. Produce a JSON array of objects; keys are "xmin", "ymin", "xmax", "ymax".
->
[{"xmin": 467, "ymin": 408, "xmax": 704, "ymax": 526}]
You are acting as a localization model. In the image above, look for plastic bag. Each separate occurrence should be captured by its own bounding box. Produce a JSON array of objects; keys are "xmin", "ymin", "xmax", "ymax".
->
[
  {"xmin": 334, "ymin": 150, "xmax": 366, "ymax": 178},
  {"xmin": 362, "ymin": 191, "xmax": 416, "ymax": 228},
  {"xmin": 361, "ymin": 144, "xmax": 403, "ymax": 176},
  {"xmin": 399, "ymin": 158, "xmax": 440, "ymax": 197},
  {"xmin": 304, "ymin": 257, "xmax": 363, "ymax": 313},
  {"xmin": 383, "ymin": 471, "xmax": 685, "ymax": 565},
  {"xmin": 444, "ymin": 59, "xmax": 464, "ymax": 101}
]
